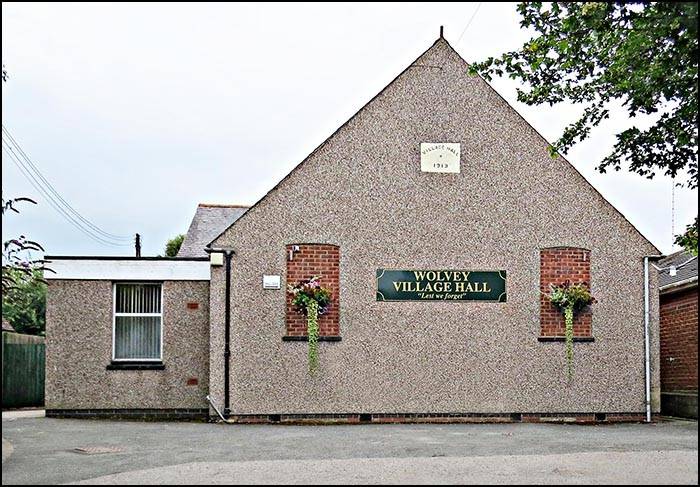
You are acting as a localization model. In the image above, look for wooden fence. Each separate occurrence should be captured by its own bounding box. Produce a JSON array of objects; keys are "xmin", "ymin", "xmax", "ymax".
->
[{"xmin": 2, "ymin": 332, "xmax": 45, "ymax": 408}]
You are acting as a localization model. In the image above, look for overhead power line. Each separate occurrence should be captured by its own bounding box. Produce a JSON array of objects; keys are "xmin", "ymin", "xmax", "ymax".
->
[
  {"xmin": 2, "ymin": 125, "xmax": 132, "ymax": 242},
  {"xmin": 457, "ymin": 2, "xmax": 483, "ymax": 45},
  {"xmin": 2, "ymin": 141, "xmax": 129, "ymax": 248},
  {"xmin": 1, "ymin": 136, "xmax": 132, "ymax": 248}
]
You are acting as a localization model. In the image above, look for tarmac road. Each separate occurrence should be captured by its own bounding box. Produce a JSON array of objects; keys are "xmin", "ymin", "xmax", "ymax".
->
[{"xmin": 1, "ymin": 415, "xmax": 697, "ymax": 485}]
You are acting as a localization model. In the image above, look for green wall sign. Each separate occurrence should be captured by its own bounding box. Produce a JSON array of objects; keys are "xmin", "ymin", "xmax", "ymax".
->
[{"xmin": 376, "ymin": 269, "xmax": 507, "ymax": 302}]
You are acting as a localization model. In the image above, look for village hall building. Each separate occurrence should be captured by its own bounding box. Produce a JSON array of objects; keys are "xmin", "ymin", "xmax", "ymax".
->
[{"xmin": 44, "ymin": 34, "xmax": 663, "ymax": 423}]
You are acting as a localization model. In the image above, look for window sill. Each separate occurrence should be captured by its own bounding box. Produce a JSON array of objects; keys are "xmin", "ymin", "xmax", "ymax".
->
[
  {"xmin": 106, "ymin": 361, "xmax": 165, "ymax": 370},
  {"xmin": 537, "ymin": 336, "xmax": 595, "ymax": 343},
  {"xmin": 282, "ymin": 336, "xmax": 342, "ymax": 342}
]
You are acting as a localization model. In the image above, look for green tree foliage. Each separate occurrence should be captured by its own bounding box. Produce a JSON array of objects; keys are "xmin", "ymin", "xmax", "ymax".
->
[
  {"xmin": 469, "ymin": 2, "xmax": 698, "ymax": 189},
  {"xmin": 674, "ymin": 216, "xmax": 698, "ymax": 255},
  {"xmin": 469, "ymin": 2, "xmax": 698, "ymax": 254},
  {"xmin": 2, "ymin": 197, "xmax": 51, "ymax": 294},
  {"xmin": 2, "ymin": 268, "xmax": 47, "ymax": 335},
  {"xmin": 546, "ymin": 281, "xmax": 595, "ymax": 380},
  {"xmin": 164, "ymin": 234, "xmax": 185, "ymax": 257}
]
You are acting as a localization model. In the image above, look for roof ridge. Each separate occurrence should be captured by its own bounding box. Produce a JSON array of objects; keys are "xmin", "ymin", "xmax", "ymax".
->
[
  {"xmin": 658, "ymin": 249, "xmax": 695, "ymax": 266},
  {"xmin": 663, "ymin": 249, "xmax": 691, "ymax": 259},
  {"xmin": 198, "ymin": 203, "xmax": 250, "ymax": 208}
]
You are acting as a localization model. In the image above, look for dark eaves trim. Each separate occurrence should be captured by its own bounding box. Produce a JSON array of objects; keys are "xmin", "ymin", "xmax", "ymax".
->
[{"xmin": 45, "ymin": 255, "xmax": 209, "ymax": 261}]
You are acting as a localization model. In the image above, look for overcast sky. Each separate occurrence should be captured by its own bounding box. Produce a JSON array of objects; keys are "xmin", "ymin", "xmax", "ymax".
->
[{"xmin": 2, "ymin": 2, "xmax": 697, "ymax": 257}]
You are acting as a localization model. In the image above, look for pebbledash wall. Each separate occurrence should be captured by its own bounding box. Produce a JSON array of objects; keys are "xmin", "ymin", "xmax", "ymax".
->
[
  {"xmin": 206, "ymin": 36, "xmax": 661, "ymax": 423},
  {"xmin": 44, "ymin": 35, "xmax": 662, "ymax": 423},
  {"xmin": 45, "ymin": 258, "xmax": 211, "ymax": 419}
]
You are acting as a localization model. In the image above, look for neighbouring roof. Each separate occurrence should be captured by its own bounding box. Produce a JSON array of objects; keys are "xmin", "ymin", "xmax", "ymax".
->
[
  {"xmin": 177, "ymin": 204, "xmax": 249, "ymax": 258},
  {"xmin": 2, "ymin": 318, "xmax": 15, "ymax": 332},
  {"xmin": 658, "ymin": 250, "xmax": 698, "ymax": 291}
]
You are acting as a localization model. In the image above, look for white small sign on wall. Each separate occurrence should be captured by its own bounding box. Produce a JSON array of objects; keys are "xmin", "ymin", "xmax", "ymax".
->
[
  {"xmin": 420, "ymin": 143, "xmax": 460, "ymax": 173},
  {"xmin": 263, "ymin": 275, "xmax": 281, "ymax": 289}
]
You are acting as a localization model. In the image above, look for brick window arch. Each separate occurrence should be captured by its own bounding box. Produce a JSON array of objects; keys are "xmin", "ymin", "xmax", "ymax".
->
[
  {"xmin": 285, "ymin": 244, "xmax": 340, "ymax": 338},
  {"xmin": 539, "ymin": 247, "xmax": 593, "ymax": 339}
]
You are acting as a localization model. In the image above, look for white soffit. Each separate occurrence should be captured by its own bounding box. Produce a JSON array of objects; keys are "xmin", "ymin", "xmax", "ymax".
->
[{"xmin": 44, "ymin": 259, "xmax": 211, "ymax": 281}]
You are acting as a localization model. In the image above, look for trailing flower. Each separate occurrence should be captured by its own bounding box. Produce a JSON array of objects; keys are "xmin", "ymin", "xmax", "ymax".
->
[
  {"xmin": 287, "ymin": 276, "xmax": 332, "ymax": 375},
  {"xmin": 545, "ymin": 280, "xmax": 595, "ymax": 381}
]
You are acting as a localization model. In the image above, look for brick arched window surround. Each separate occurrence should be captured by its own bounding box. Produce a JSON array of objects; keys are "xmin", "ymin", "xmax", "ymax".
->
[
  {"xmin": 284, "ymin": 244, "xmax": 340, "ymax": 339},
  {"xmin": 539, "ymin": 247, "xmax": 593, "ymax": 340}
]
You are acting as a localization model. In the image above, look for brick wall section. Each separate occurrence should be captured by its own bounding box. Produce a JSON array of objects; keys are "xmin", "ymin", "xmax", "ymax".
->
[
  {"xmin": 286, "ymin": 244, "xmax": 340, "ymax": 337},
  {"xmin": 540, "ymin": 248, "xmax": 592, "ymax": 337},
  {"xmin": 660, "ymin": 286, "xmax": 698, "ymax": 392}
]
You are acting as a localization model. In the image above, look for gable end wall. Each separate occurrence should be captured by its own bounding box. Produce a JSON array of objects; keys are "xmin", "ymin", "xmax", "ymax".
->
[{"xmin": 208, "ymin": 39, "xmax": 660, "ymax": 415}]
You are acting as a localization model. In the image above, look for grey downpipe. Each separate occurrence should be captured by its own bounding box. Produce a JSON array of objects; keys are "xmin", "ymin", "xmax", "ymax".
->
[
  {"xmin": 643, "ymin": 256, "xmax": 651, "ymax": 423},
  {"xmin": 224, "ymin": 250, "xmax": 234, "ymax": 419},
  {"xmin": 204, "ymin": 247, "xmax": 235, "ymax": 422}
]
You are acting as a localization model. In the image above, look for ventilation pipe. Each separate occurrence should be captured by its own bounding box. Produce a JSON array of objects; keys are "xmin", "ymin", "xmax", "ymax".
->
[{"xmin": 135, "ymin": 233, "xmax": 141, "ymax": 257}]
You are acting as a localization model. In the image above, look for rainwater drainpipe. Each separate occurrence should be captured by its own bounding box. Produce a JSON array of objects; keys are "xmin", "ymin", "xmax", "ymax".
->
[
  {"xmin": 643, "ymin": 255, "xmax": 663, "ymax": 423},
  {"xmin": 223, "ymin": 249, "xmax": 234, "ymax": 418},
  {"xmin": 643, "ymin": 257, "xmax": 651, "ymax": 423},
  {"xmin": 206, "ymin": 247, "xmax": 235, "ymax": 420}
]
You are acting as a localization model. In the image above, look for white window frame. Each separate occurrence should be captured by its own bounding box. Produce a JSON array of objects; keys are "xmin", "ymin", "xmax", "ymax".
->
[{"xmin": 112, "ymin": 282, "xmax": 164, "ymax": 362}]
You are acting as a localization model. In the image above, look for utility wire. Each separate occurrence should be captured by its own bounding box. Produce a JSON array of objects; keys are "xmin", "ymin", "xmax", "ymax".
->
[
  {"xmin": 2, "ymin": 140, "xmax": 128, "ymax": 247},
  {"xmin": 2, "ymin": 125, "xmax": 132, "ymax": 241},
  {"xmin": 2, "ymin": 140, "xmax": 131, "ymax": 247},
  {"xmin": 457, "ymin": 2, "xmax": 483, "ymax": 45},
  {"xmin": 2, "ymin": 140, "xmax": 128, "ymax": 248}
]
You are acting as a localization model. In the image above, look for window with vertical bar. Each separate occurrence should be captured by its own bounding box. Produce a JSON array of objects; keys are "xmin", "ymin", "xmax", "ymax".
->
[{"xmin": 113, "ymin": 283, "xmax": 162, "ymax": 361}]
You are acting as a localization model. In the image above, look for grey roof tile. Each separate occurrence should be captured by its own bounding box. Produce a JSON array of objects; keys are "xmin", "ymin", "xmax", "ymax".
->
[
  {"xmin": 177, "ymin": 204, "xmax": 248, "ymax": 258},
  {"xmin": 658, "ymin": 250, "xmax": 698, "ymax": 290}
]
